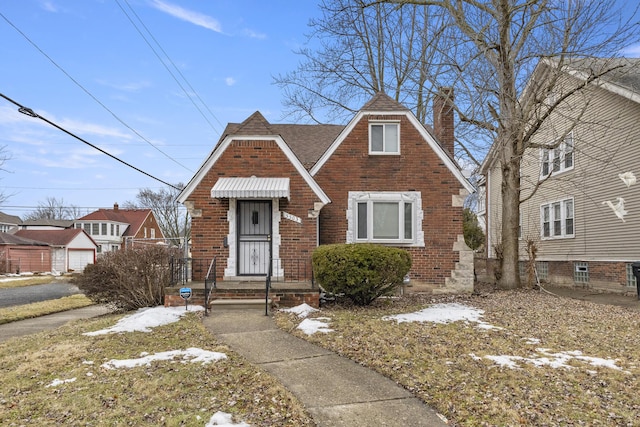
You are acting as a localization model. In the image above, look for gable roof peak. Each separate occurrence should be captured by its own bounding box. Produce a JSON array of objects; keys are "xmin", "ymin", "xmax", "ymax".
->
[
  {"xmin": 234, "ymin": 110, "xmax": 273, "ymax": 135},
  {"xmin": 360, "ymin": 91, "xmax": 409, "ymax": 112}
]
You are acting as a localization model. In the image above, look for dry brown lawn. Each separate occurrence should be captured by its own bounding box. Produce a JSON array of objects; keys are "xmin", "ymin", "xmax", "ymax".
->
[
  {"xmin": 0, "ymin": 311, "xmax": 314, "ymax": 426},
  {"xmin": 0, "ymin": 276, "xmax": 58, "ymax": 289},
  {"xmin": 275, "ymin": 288, "xmax": 640, "ymax": 426}
]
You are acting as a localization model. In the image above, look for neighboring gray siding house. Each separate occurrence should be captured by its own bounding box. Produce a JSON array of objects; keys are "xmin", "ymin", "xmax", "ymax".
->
[
  {"xmin": 0, "ymin": 212, "xmax": 21, "ymax": 233},
  {"xmin": 481, "ymin": 58, "xmax": 640, "ymax": 294},
  {"xmin": 19, "ymin": 219, "xmax": 74, "ymax": 230}
]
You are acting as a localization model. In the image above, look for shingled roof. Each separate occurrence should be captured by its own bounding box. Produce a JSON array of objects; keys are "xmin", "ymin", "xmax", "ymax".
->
[
  {"xmin": 20, "ymin": 219, "xmax": 74, "ymax": 228},
  {"xmin": 14, "ymin": 229, "xmax": 95, "ymax": 247},
  {"xmin": 77, "ymin": 206, "xmax": 153, "ymax": 237},
  {"xmin": 562, "ymin": 57, "xmax": 640, "ymax": 93},
  {"xmin": 360, "ymin": 91, "xmax": 410, "ymax": 111},
  {"xmin": 218, "ymin": 114, "xmax": 344, "ymax": 170},
  {"xmin": 0, "ymin": 212, "xmax": 21, "ymax": 225},
  {"xmin": 0, "ymin": 232, "xmax": 48, "ymax": 246}
]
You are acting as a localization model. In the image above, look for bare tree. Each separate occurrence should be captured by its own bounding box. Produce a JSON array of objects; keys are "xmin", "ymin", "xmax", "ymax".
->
[
  {"xmin": 386, "ymin": 0, "xmax": 640, "ymax": 288},
  {"xmin": 278, "ymin": 0, "xmax": 639, "ymax": 288},
  {"xmin": 24, "ymin": 197, "xmax": 80, "ymax": 221},
  {"xmin": 274, "ymin": 0, "xmax": 452, "ymax": 125},
  {"xmin": 124, "ymin": 184, "xmax": 190, "ymax": 246},
  {"xmin": 0, "ymin": 145, "xmax": 11, "ymax": 206}
]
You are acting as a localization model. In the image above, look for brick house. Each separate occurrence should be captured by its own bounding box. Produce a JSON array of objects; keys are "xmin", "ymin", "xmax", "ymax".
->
[
  {"xmin": 75, "ymin": 204, "xmax": 165, "ymax": 253},
  {"xmin": 177, "ymin": 91, "xmax": 474, "ymax": 305}
]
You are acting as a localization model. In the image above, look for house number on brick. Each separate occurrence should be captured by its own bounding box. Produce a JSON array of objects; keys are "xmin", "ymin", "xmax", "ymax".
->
[{"xmin": 282, "ymin": 212, "xmax": 302, "ymax": 224}]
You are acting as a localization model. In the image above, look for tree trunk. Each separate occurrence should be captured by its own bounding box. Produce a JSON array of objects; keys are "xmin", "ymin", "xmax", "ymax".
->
[{"xmin": 498, "ymin": 141, "xmax": 521, "ymax": 289}]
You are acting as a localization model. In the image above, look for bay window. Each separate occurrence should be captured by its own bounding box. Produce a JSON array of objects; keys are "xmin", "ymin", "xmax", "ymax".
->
[{"xmin": 348, "ymin": 191, "xmax": 424, "ymax": 246}]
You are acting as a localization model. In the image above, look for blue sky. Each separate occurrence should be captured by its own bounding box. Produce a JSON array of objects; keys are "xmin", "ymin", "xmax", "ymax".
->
[
  {"xmin": 1, "ymin": 1, "xmax": 639, "ymax": 220},
  {"xmin": 0, "ymin": 0, "xmax": 320, "ymax": 218}
]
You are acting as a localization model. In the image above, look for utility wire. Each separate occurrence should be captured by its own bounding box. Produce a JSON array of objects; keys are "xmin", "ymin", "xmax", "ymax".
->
[
  {"xmin": 0, "ymin": 93, "xmax": 180, "ymax": 191},
  {"xmin": 0, "ymin": 11, "xmax": 193, "ymax": 173},
  {"xmin": 117, "ymin": 0, "xmax": 225, "ymax": 135}
]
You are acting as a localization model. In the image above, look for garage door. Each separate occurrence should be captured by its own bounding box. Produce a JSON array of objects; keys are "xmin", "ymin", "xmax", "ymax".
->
[{"xmin": 68, "ymin": 250, "xmax": 94, "ymax": 272}]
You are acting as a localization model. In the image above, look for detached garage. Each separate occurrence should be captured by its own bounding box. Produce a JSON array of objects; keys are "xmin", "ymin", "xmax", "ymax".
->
[
  {"xmin": 14, "ymin": 229, "xmax": 96, "ymax": 273},
  {"xmin": 0, "ymin": 232, "xmax": 51, "ymax": 273}
]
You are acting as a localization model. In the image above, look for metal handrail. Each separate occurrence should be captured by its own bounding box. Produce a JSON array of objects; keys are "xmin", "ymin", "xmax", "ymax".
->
[
  {"xmin": 265, "ymin": 235, "xmax": 272, "ymax": 316},
  {"xmin": 204, "ymin": 257, "xmax": 216, "ymax": 316}
]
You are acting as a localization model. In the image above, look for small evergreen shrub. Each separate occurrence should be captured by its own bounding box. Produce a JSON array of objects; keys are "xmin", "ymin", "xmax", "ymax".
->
[
  {"xmin": 75, "ymin": 245, "xmax": 171, "ymax": 311},
  {"xmin": 312, "ymin": 243, "xmax": 412, "ymax": 306}
]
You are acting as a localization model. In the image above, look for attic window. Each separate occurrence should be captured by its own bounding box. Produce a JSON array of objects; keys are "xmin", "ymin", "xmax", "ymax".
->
[{"xmin": 369, "ymin": 122, "xmax": 399, "ymax": 154}]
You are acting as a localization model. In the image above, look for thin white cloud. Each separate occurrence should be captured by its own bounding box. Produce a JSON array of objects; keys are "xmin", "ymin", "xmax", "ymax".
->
[
  {"xmin": 225, "ymin": 77, "xmax": 236, "ymax": 86},
  {"xmin": 0, "ymin": 105, "xmax": 131, "ymax": 142},
  {"xmin": 621, "ymin": 43, "xmax": 640, "ymax": 57},
  {"xmin": 96, "ymin": 79, "xmax": 152, "ymax": 92},
  {"xmin": 243, "ymin": 28, "xmax": 266, "ymax": 40},
  {"xmin": 39, "ymin": 1, "xmax": 58, "ymax": 12},
  {"xmin": 149, "ymin": 0, "xmax": 222, "ymax": 33},
  {"xmin": 58, "ymin": 118, "xmax": 132, "ymax": 140}
]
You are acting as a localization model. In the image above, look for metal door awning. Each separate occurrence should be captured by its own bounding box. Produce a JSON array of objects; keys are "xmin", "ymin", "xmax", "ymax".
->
[{"xmin": 211, "ymin": 177, "xmax": 290, "ymax": 199}]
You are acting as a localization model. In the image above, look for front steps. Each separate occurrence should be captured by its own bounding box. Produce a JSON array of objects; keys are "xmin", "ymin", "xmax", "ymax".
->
[{"xmin": 165, "ymin": 281, "xmax": 320, "ymax": 309}]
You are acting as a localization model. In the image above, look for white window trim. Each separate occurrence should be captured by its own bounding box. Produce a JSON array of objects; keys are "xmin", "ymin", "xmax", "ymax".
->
[
  {"xmin": 368, "ymin": 121, "xmax": 400, "ymax": 155},
  {"xmin": 540, "ymin": 132, "xmax": 574, "ymax": 178},
  {"xmin": 346, "ymin": 191, "xmax": 424, "ymax": 247},
  {"xmin": 540, "ymin": 197, "xmax": 574, "ymax": 240}
]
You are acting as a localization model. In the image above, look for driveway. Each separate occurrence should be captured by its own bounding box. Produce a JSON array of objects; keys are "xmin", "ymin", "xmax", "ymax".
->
[{"xmin": 0, "ymin": 282, "xmax": 81, "ymax": 308}]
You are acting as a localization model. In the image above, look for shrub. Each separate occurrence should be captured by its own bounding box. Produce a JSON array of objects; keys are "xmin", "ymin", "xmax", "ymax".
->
[
  {"xmin": 463, "ymin": 208, "xmax": 485, "ymax": 250},
  {"xmin": 75, "ymin": 245, "xmax": 171, "ymax": 311},
  {"xmin": 312, "ymin": 243, "xmax": 412, "ymax": 306}
]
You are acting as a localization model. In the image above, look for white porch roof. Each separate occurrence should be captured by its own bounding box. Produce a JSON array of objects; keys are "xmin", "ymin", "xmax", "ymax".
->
[{"xmin": 211, "ymin": 177, "xmax": 290, "ymax": 199}]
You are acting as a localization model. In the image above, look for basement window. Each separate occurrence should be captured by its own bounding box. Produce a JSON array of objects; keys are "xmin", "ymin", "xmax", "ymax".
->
[{"xmin": 574, "ymin": 262, "xmax": 589, "ymax": 283}]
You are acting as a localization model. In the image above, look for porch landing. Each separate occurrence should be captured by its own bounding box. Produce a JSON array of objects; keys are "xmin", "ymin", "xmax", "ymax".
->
[{"xmin": 164, "ymin": 280, "xmax": 320, "ymax": 309}]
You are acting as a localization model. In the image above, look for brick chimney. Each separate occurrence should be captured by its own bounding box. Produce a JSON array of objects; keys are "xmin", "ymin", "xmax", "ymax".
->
[
  {"xmin": 433, "ymin": 87, "xmax": 454, "ymax": 156},
  {"xmin": 113, "ymin": 202, "xmax": 119, "ymax": 212}
]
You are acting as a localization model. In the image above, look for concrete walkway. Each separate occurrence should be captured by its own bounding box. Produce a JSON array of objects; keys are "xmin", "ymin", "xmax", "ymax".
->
[
  {"xmin": 203, "ymin": 310, "xmax": 447, "ymax": 427},
  {"xmin": 0, "ymin": 305, "xmax": 112, "ymax": 343}
]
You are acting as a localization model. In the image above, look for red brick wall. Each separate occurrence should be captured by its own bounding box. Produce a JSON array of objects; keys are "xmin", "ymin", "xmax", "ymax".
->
[
  {"xmin": 185, "ymin": 139, "xmax": 322, "ymax": 280},
  {"xmin": 131, "ymin": 213, "xmax": 164, "ymax": 242},
  {"xmin": 433, "ymin": 88, "xmax": 455, "ymax": 156},
  {"xmin": 313, "ymin": 114, "xmax": 464, "ymax": 286}
]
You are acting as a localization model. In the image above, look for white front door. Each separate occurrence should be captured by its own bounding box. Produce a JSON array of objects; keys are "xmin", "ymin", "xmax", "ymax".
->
[{"xmin": 237, "ymin": 201, "xmax": 271, "ymax": 275}]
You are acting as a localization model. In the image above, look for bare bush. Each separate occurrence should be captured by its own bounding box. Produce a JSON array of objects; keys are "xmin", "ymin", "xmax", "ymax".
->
[{"xmin": 75, "ymin": 246, "xmax": 170, "ymax": 311}]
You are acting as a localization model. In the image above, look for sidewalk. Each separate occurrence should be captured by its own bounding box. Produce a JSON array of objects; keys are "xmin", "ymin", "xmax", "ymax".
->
[
  {"xmin": 0, "ymin": 305, "xmax": 112, "ymax": 343},
  {"xmin": 203, "ymin": 310, "xmax": 448, "ymax": 427},
  {"xmin": 543, "ymin": 285, "xmax": 640, "ymax": 311}
]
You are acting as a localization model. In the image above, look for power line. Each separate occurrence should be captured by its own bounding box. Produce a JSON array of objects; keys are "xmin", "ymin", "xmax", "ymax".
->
[
  {"xmin": 117, "ymin": 0, "xmax": 225, "ymax": 135},
  {"xmin": 0, "ymin": 93, "xmax": 181, "ymax": 191},
  {"xmin": 0, "ymin": 11, "xmax": 194, "ymax": 173}
]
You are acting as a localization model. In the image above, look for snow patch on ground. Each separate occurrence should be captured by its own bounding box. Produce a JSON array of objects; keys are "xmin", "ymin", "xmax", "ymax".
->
[
  {"xmin": 46, "ymin": 377, "xmax": 76, "ymax": 387},
  {"xmin": 477, "ymin": 348, "xmax": 624, "ymax": 371},
  {"xmin": 101, "ymin": 348, "xmax": 227, "ymax": 369},
  {"xmin": 383, "ymin": 302, "xmax": 501, "ymax": 330},
  {"xmin": 83, "ymin": 305, "xmax": 204, "ymax": 335},
  {"xmin": 387, "ymin": 303, "xmax": 623, "ymax": 373},
  {"xmin": 205, "ymin": 411, "xmax": 250, "ymax": 426},
  {"xmin": 281, "ymin": 303, "xmax": 318, "ymax": 318},
  {"xmin": 298, "ymin": 317, "xmax": 334, "ymax": 335}
]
